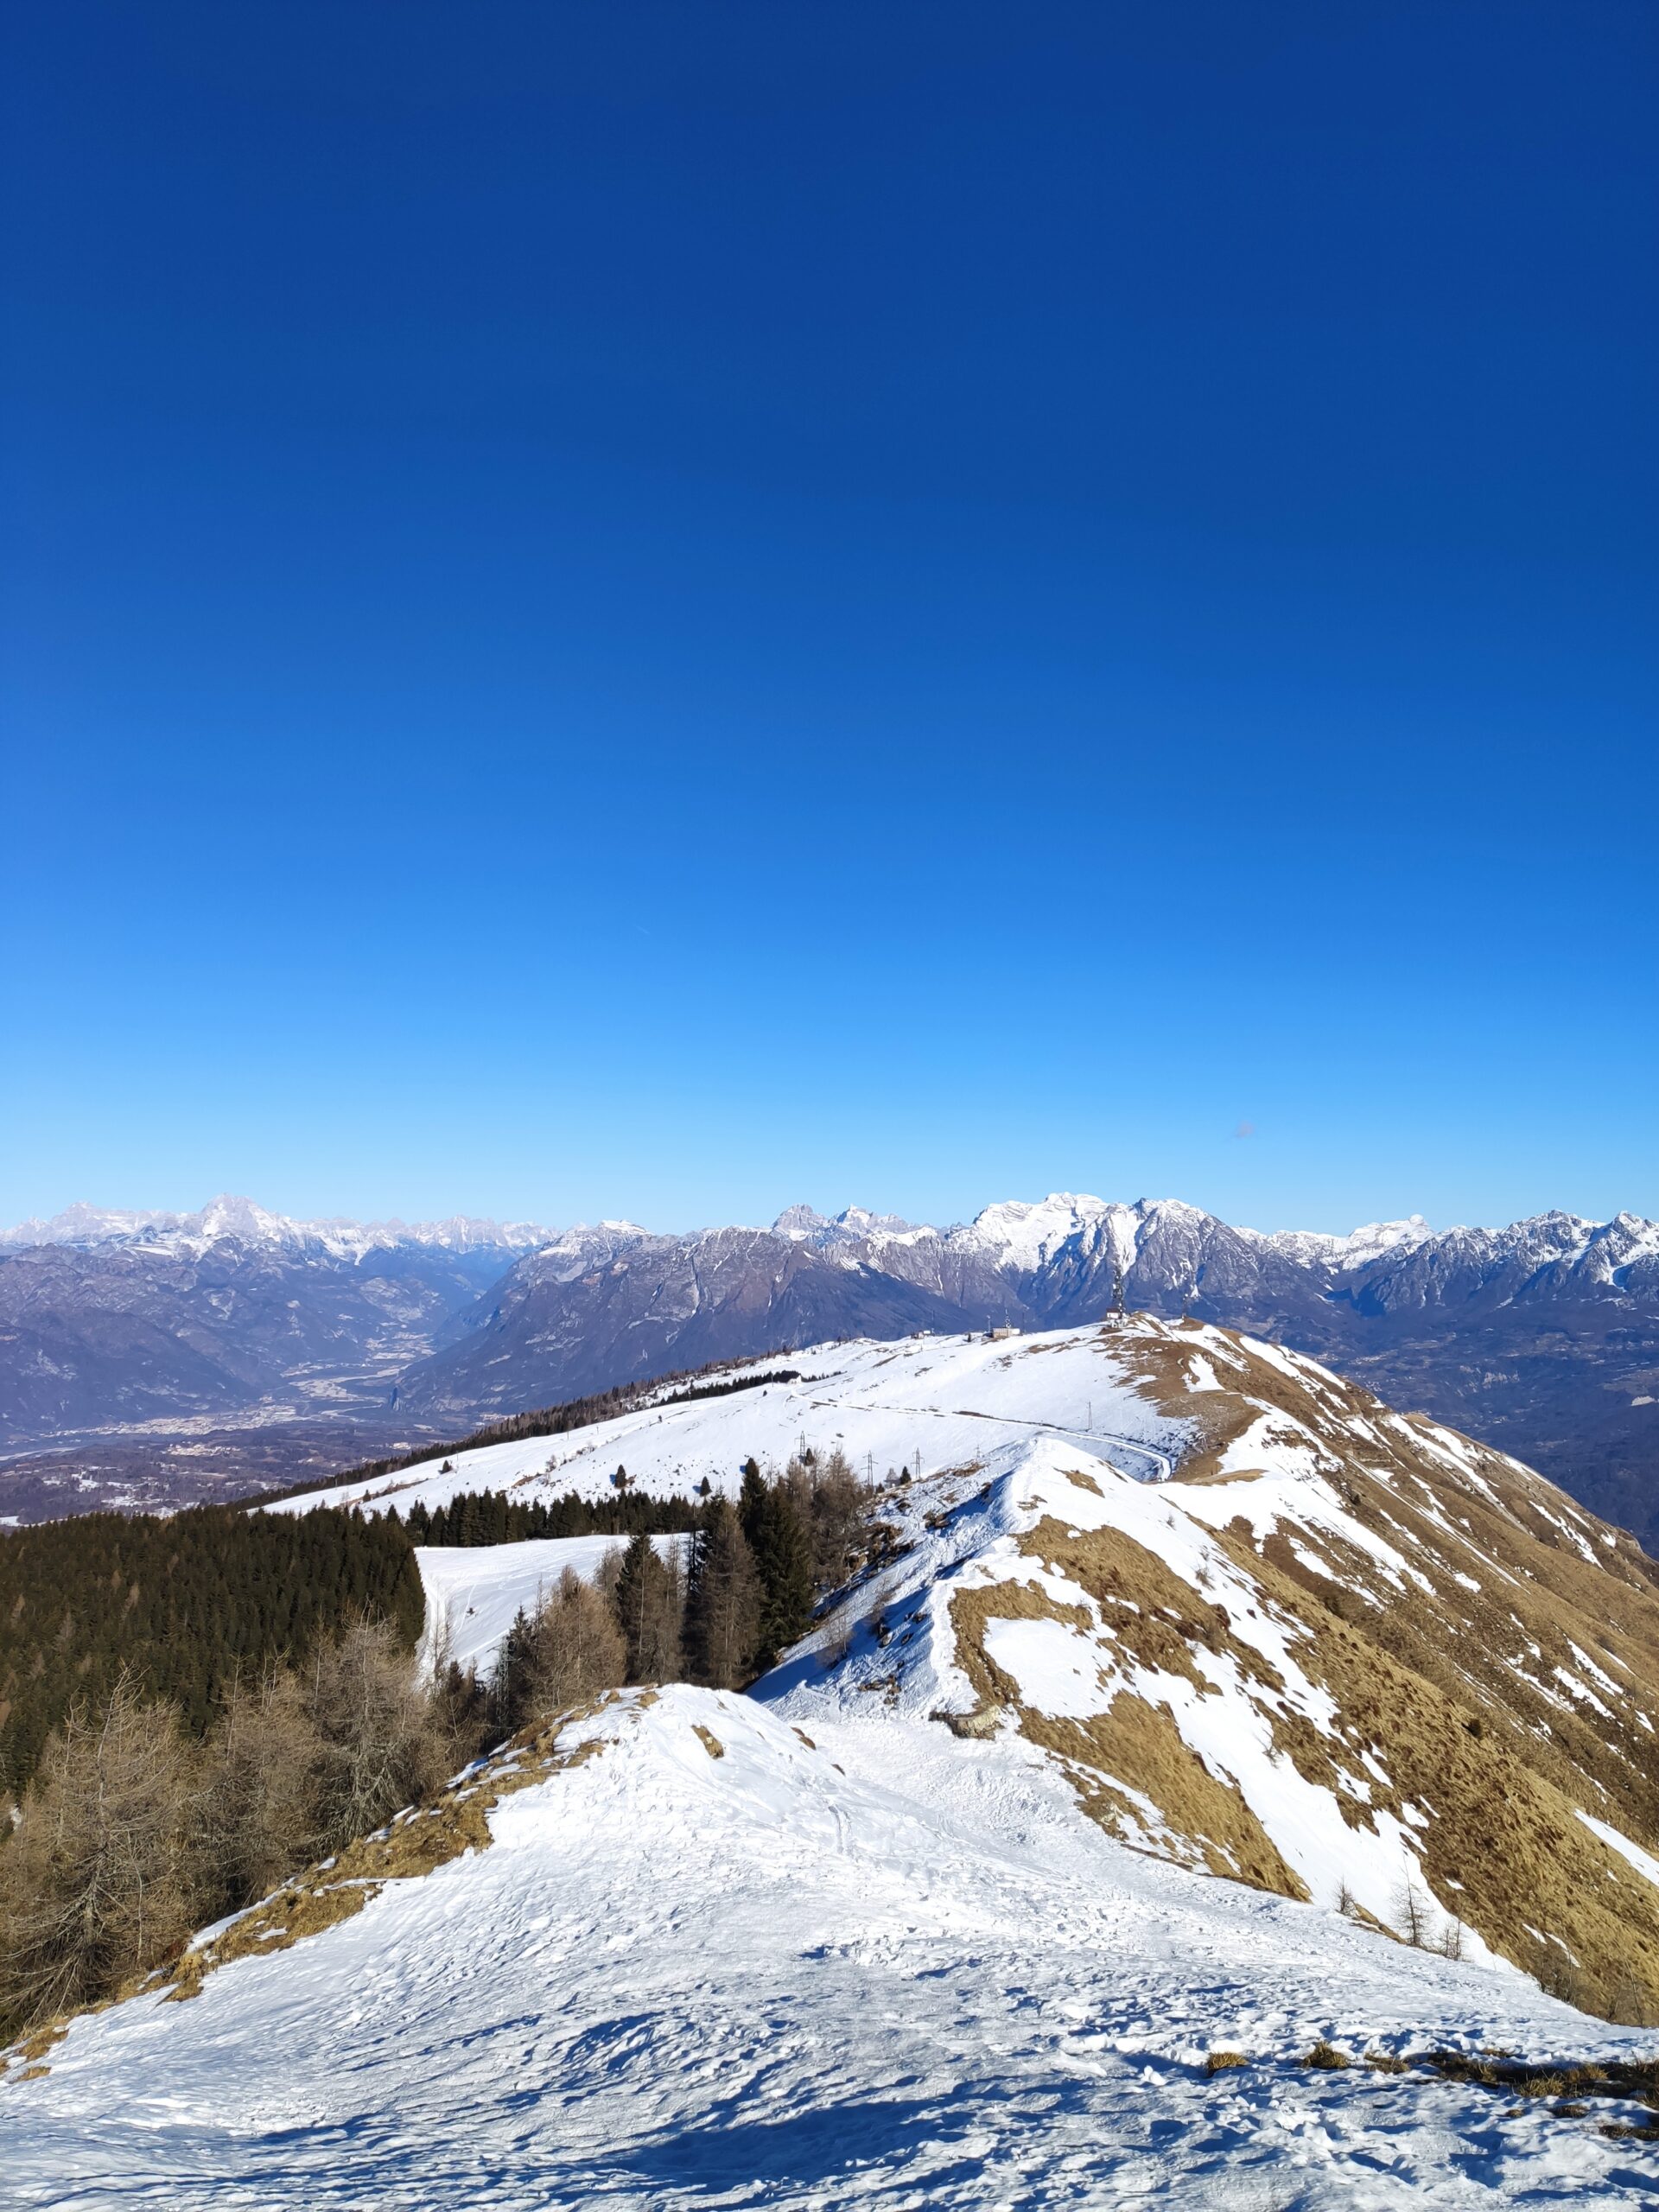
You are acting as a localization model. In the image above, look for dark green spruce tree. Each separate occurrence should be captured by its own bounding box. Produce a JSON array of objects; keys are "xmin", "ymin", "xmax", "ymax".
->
[
  {"xmin": 681, "ymin": 1500, "xmax": 761, "ymax": 1690},
  {"xmin": 737, "ymin": 1459, "xmax": 814, "ymax": 1669},
  {"xmin": 612, "ymin": 1531, "xmax": 683, "ymax": 1683}
]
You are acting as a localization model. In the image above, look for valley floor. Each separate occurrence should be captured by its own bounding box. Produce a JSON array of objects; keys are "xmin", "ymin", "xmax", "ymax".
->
[{"xmin": 7, "ymin": 1686, "xmax": 1657, "ymax": 2209}]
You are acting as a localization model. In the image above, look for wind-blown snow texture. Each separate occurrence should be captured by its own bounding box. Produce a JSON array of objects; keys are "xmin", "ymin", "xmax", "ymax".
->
[{"xmin": 9, "ymin": 1687, "xmax": 1658, "ymax": 2209}]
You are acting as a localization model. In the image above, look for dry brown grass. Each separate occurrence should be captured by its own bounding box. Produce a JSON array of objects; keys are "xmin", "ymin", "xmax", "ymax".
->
[
  {"xmin": 0, "ymin": 2021, "xmax": 68, "ymax": 2079},
  {"xmin": 1216, "ymin": 1523, "xmax": 1659, "ymax": 2018},
  {"xmin": 959, "ymin": 1315, "xmax": 1659, "ymax": 2018},
  {"xmin": 948, "ymin": 1576, "xmax": 1306, "ymax": 1897},
  {"xmin": 1418, "ymin": 2047, "xmax": 1659, "ymax": 2111}
]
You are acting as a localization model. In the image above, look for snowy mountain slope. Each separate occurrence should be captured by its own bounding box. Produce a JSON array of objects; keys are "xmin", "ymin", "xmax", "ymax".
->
[
  {"xmin": 416, "ymin": 1533, "xmax": 690, "ymax": 1683},
  {"xmin": 264, "ymin": 1325, "xmax": 1185, "ymax": 1517},
  {"xmin": 8, "ymin": 1683, "xmax": 1658, "ymax": 2208},
  {"xmin": 276, "ymin": 1319, "xmax": 1659, "ymax": 2018}
]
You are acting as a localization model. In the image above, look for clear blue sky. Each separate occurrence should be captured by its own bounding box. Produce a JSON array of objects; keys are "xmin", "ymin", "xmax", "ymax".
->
[{"xmin": 3, "ymin": 3, "xmax": 1655, "ymax": 1236}]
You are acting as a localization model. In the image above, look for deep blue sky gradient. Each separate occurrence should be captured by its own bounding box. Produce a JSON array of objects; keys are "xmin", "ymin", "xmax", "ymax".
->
[{"xmin": 3, "ymin": 3, "xmax": 1655, "ymax": 1234}]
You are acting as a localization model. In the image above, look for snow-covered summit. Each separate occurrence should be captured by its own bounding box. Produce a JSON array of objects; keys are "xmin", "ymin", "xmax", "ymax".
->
[
  {"xmin": 771, "ymin": 1202, "xmax": 931, "ymax": 1247},
  {"xmin": 954, "ymin": 1191, "xmax": 1140, "ymax": 1271}
]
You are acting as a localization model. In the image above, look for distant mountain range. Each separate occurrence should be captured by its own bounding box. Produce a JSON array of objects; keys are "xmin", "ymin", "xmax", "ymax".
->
[
  {"xmin": 3, "ymin": 1191, "xmax": 1656, "ymax": 1537},
  {"xmin": 0, "ymin": 1192, "xmax": 556, "ymax": 1262}
]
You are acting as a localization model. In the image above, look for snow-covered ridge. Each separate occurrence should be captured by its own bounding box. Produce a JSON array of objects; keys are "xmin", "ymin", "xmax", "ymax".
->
[
  {"xmin": 263, "ymin": 1325, "xmax": 1188, "ymax": 1519},
  {"xmin": 28, "ymin": 1321, "xmax": 1659, "ymax": 2207},
  {"xmin": 276, "ymin": 1314, "xmax": 1659, "ymax": 2029},
  {"xmin": 1251, "ymin": 1213, "xmax": 1438, "ymax": 1269},
  {"xmin": 12, "ymin": 1681, "xmax": 1658, "ymax": 2207},
  {"xmin": 16, "ymin": 1331, "xmax": 1659, "ymax": 2200}
]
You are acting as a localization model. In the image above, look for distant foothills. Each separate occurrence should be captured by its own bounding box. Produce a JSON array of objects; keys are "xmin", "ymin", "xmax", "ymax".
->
[{"xmin": 1, "ymin": 1192, "xmax": 1656, "ymax": 1541}]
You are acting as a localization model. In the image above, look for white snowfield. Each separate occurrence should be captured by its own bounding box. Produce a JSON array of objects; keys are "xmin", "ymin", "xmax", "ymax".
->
[
  {"xmin": 266, "ymin": 1325, "xmax": 1192, "ymax": 1524},
  {"xmin": 9, "ymin": 1683, "xmax": 1657, "ymax": 2209},
  {"xmin": 416, "ymin": 1534, "xmax": 690, "ymax": 1682}
]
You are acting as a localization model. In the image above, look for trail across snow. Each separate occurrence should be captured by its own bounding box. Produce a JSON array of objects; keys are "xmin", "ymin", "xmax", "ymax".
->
[{"xmin": 8, "ymin": 1687, "xmax": 1658, "ymax": 2209}]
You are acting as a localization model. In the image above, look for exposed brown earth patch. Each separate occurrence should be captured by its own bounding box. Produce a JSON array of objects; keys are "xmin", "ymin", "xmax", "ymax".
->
[{"xmin": 948, "ymin": 1574, "xmax": 1305, "ymax": 1896}]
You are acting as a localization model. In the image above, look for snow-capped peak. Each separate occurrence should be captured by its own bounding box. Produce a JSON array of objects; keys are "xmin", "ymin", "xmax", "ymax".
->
[
  {"xmin": 959, "ymin": 1192, "xmax": 1115, "ymax": 1271},
  {"xmin": 771, "ymin": 1203, "xmax": 929, "ymax": 1249},
  {"xmin": 194, "ymin": 1194, "xmax": 292, "ymax": 1245},
  {"xmin": 771, "ymin": 1203, "xmax": 832, "ymax": 1241},
  {"xmin": 0, "ymin": 1200, "xmax": 182, "ymax": 1250}
]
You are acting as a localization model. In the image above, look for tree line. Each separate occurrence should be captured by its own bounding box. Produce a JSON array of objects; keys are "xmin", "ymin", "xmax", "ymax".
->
[
  {"xmin": 399, "ymin": 1486, "xmax": 700, "ymax": 1548},
  {"xmin": 489, "ymin": 1449, "xmax": 868, "ymax": 1724},
  {"xmin": 0, "ymin": 1618, "xmax": 472, "ymax": 2042},
  {"xmin": 0, "ymin": 1504, "xmax": 424, "ymax": 1800}
]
